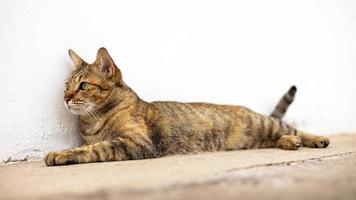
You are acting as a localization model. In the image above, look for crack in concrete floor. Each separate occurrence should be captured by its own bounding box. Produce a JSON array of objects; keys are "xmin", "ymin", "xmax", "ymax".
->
[
  {"xmin": 226, "ymin": 150, "xmax": 356, "ymax": 172},
  {"xmin": 53, "ymin": 150, "xmax": 356, "ymax": 200},
  {"xmin": 121, "ymin": 151, "xmax": 356, "ymax": 196}
]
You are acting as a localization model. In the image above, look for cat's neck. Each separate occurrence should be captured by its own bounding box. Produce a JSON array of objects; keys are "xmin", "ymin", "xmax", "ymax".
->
[
  {"xmin": 77, "ymin": 83, "xmax": 146, "ymax": 143},
  {"xmin": 79, "ymin": 83, "xmax": 142, "ymax": 124}
]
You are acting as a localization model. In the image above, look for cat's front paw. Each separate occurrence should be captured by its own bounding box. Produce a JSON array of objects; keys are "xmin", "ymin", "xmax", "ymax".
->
[{"xmin": 44, "ymin": 151, "xmax": 79, "ymax": 166}]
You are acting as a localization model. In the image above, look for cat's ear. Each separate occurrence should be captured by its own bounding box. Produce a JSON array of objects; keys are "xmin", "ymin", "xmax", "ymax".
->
[
  {"xmin": 95, "ymin": 47, "xmax": 122, "ymax": 83},
  {"xmin": 68, "ymin": 49, "xmax": 88, "ymax": 69}
]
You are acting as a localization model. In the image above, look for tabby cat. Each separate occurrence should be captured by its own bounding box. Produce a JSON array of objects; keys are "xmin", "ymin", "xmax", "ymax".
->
[{"xmin": 45, "ymin": 48, "xmax": 329, "ymax": 166}]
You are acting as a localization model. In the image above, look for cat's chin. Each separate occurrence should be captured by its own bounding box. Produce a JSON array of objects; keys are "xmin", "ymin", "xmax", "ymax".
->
[
  {"xmin": 68, "ymin": 108, "xmax": 85, "ymax": 115},
  {"xmin": 68, "ymin": 106, "xmax": 97, "ymax": 116}
]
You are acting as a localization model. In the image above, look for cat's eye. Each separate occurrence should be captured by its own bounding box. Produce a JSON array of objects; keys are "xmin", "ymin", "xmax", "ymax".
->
[{"xmin": 79, "ymin": 82, "xmax": 90, "ymax": 90}]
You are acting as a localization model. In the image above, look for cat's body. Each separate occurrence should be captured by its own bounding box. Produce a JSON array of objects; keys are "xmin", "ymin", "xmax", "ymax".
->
[{"xmin": 45, "ymin": 48, "xmax": 329, "ymax": 166}]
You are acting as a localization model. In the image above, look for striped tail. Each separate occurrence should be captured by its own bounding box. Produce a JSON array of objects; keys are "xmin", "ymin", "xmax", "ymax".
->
[{"xmin": 270, "ymin": 85, "xmax": 297, "ymax": 119}]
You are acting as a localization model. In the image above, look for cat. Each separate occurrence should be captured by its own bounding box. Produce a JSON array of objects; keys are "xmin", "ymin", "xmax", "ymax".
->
[{"xmin": 44, "ymin": 47, "xmax": 329, "ymax": 166}]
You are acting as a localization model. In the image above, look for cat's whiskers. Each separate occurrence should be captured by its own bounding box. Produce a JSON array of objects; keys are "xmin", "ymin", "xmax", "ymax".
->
[{"xmin": 81, "ymin": 105, "xmax": 99, "ymax": 122}]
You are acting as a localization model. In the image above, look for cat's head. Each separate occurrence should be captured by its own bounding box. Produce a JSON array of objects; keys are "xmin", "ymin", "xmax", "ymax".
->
[{"xmin": 64, "ymin": 47, "xmax": 124, "ymax": 115}]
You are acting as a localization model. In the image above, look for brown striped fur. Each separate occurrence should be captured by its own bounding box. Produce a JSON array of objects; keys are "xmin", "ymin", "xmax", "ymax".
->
[
  {"xmin": 44, "ymin": 48, "xmax": 329, "ymax": 166},
  {"xmin": 271, "ymin": 85, "xmax": 297, "ymax": 119}
]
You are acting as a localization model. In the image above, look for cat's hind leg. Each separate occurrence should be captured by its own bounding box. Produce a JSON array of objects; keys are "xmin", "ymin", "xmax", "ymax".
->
[{"xmin": 298, "ymin": 132, "xmax": 329, "ymax": 148}]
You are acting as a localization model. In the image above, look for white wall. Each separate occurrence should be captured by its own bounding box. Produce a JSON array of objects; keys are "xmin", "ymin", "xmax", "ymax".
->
[{"xmin": 0, "ymin": 0, "xmax": 355, "ymax": 162}]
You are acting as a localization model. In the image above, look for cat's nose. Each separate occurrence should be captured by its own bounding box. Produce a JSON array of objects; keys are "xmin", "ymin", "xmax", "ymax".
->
[
  {"xmin": 64, "ymin": 93, "xmax": 74, "ymax": 103},
  {"xmin": 64, "ymin": 97, "xmax": 71, "ymax": 103}
]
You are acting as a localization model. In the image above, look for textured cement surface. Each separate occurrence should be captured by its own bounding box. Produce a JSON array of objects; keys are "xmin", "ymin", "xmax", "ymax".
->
[{"xmin": 0, "ymin": 134, "xmax": 355, "ymax": 200}]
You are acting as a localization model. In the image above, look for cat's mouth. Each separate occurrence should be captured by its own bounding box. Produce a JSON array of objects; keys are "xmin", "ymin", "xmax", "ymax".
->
[
  {"xmin": 65, "ymin": 100, "xmax": 92, "ymax": 115},
  {"xmin": 68, "ymin": 105, "xmax": 83, "ymax": 114}
]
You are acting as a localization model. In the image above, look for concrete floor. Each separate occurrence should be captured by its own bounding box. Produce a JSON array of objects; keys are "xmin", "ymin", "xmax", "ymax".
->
[{"xmin": 1, "ymin": 134, "xmax": 355, "ymax": 200}]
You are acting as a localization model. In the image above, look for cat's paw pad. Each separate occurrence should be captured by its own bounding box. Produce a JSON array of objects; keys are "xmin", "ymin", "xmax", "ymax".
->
[{"xmin": 44, "ymin": 151, "xmax": 78, "ymax": 166}]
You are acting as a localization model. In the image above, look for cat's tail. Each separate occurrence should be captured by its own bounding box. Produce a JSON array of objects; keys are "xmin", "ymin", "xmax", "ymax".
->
[{"xmin": 270, "ymin": 85, "xmax": 297, "ymax": 119}]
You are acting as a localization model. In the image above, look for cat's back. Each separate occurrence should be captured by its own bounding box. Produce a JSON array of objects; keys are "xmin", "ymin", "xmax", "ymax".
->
[
  {"xmin": 148, "ymin": 100, "xmax": 251, "ymax": 131},
  {"xmin": 150, "ymin": 101, "xmax": 247, "ymax": 118},
  {"xmin": 145, "ymin": 101, "xmax": 248, "ymax": 154}
]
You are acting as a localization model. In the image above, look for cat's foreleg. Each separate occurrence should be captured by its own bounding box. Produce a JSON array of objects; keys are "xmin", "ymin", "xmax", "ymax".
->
[{"xmin": 44, "ymin": 135, "xmax": 155, "ymax": 166}]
